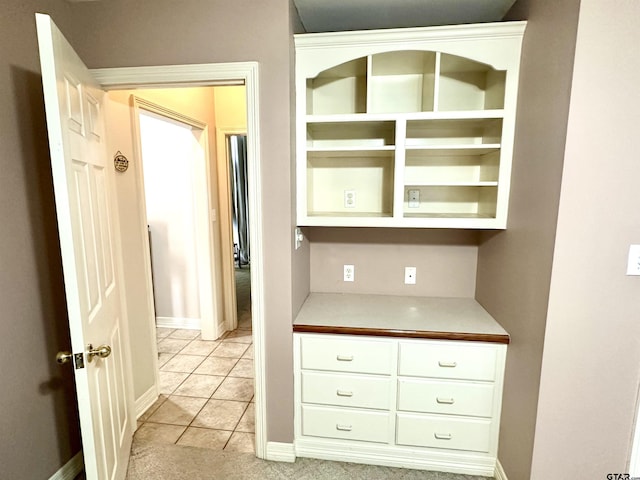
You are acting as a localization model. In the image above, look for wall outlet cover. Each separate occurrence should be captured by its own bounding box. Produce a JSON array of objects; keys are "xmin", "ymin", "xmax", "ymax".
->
[
  {"xmin": 344, "ymin": 190, "xmax": 356, "ymax": 208},
  {"xmin": 344, "ymin": 264, "xmax": 355, "ymax": 282},
  {"xmin": 404, "ymin": 266, "xmax": 417, "ymax": 284},
  {"xmin": 408, "ymin": 189, "xmax": 420, "ymax": 208}
]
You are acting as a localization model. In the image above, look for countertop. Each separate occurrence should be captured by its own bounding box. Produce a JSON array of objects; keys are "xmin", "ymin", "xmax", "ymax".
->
[{"xmin": 293, "ymin": 293, "xmax": 510, "ymax": 344}]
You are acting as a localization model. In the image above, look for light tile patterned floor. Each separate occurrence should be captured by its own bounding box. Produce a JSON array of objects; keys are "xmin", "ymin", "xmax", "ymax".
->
[{"xmin": 135, "ymin": 318, "xmax": 255, "ymax": 454}]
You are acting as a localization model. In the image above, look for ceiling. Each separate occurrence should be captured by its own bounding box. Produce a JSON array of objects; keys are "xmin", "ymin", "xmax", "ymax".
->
[{"xmin": 292, "ymin": 0, "xmax": 518, "ymax": 33}]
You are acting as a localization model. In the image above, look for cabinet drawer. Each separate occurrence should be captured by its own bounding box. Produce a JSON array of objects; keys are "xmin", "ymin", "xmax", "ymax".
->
[
  {"xmin": 302, "ymin": 371, "xmax": 392, "ymax": 410},
  {"xmin": 397, "ymin": 378, "xmax": 494, "ymax": 417},
  {"xmin": 398, "ymin": 342, "xmax": 497, "ymax": 381},
  {"xmin": 396, "ymin": 413, "xmax": 492, "ymax": 453},
  {"xmin": 300, "ymin": 335, "xmax": 393, "ymax": 375},
  {"xmin": 301, "ymin": 405, "xmax": 390, "ymax": 443}
]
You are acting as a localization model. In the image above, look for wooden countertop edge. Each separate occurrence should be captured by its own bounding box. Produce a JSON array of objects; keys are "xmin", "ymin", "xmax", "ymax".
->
[{"xmin": 292, "ymin": 324, "xmax": 510, "ymax": 344}]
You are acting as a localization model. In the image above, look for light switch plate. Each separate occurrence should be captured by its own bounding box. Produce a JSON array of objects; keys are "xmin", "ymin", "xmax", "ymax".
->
[{"xmin": 627, "ymin": 244, "xmax": 640, "ymax": 275}]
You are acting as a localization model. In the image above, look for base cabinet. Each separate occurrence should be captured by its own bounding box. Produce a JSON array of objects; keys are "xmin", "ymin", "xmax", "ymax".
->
[{"xmin": 293, "ymin": 333, "xmax": 507, "ymax": 476}]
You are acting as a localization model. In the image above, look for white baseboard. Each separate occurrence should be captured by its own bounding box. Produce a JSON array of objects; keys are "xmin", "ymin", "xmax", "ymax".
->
[
  {"xmin": 156, "ymin": 316, "xmax": 200, "ymax": 330},
  {"xmin": 135, "ymin": 384, "xmax": 159, "ymax": 419},
  {"xmin": 294, "ymin": 438, "xmax": 495, "ymax": 476},
  {"xmin": 495, "ymin": 459, "xmax": 508, "ymax": 480},
  {"xmin": 266, "ymin": 442, "xmax": 296, "ymax": 463},
  {"xmin": 49, "ymin": 451, "xmax": 83, "ymax": 480}
]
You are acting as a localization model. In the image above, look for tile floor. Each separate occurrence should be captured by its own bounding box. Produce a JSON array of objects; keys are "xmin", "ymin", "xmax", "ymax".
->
[{"xmin": 135, "ymin": 319, "xmax": 255, "ymax": 454}]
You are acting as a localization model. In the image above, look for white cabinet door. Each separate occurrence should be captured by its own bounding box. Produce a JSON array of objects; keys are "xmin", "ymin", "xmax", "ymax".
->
[{"xmin": 36, "ymin": 13, "xmax": 134, "ymax": 480}]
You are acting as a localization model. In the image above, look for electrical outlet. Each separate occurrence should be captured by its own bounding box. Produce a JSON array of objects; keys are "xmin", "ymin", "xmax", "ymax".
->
[
  {"xmin": 344, "ymin": 264, "xmax": 355, "ymax": 282},
  {"xmin": 344, "ymin": 190, "xmax": 356, "ymax": 208},
  {"xmin": 404, "ymin": 266, "xmax": 417, "ymax": 284},
  {"xmin": 627, "ymin": 245, "xmax": 640, "ymax": 275}
]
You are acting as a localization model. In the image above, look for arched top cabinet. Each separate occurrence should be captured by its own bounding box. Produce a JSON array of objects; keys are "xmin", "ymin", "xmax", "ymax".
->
[{"xmin": 295, "ymin": 22, "xmax": 526, "ymax": 229}]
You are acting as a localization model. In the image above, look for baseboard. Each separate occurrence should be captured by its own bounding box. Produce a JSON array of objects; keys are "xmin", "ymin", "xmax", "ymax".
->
[
  {"xmin": 295, "ymin": 438, "xmax": 495, "ymax": 476},
  {"xmin": 495, "ymin": 459, "xmax": 508, "ymax": 480},
  {"xmin": 49, "ymin": 451, "xmax": 83, "ymax": 480},
  {"xmin": 136, "ymin": 383, "xmax": 159, "ymax": 419},
  {"xmin": 156, "ymin": 316, "xmax": 200, "ymax": 330},
  {"xmin": 265, "ymin": 442, "xmax": 296, "ymax": 463}
]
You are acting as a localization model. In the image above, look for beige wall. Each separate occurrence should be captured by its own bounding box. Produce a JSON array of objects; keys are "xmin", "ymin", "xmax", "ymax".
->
[
  {"xmin": 475, "ymin": 1, "xmax": 581, "ymax": 478},
  {"xmin": 0, "ymin": 1, "xmax": 83, "ymax": 477},
  {"xmin": 214, "ymin": 86, "xmax": 247, "ymax": 127},
  {"xmin": 66, "ymin": 0, "xmax": 297, "ymax": 442},
  {"xmin": 309, "ymin": 229, "xmax": 479, "ymax": 297},
  {"xmin": 531, "ymin": 0, "xmax": 640, "ymax": 476}
]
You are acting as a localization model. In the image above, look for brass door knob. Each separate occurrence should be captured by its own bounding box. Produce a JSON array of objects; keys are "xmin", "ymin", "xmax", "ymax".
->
[
  {"xmin": 56, "ymin": 351, "xmax": 73, "ymax": 365},
  {"xmin": 87, "ymin": 344, "xmax": 112, "ymax": 362}
]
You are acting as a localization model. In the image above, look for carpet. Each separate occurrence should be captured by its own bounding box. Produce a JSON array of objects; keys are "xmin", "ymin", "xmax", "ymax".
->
[
  {"xmin": 125, "ymin": 441, "xmax": 491, "ymax": 480},
  {"xmin": 235, "ymin": 267, "xmax": 251, "ymax": 328}
]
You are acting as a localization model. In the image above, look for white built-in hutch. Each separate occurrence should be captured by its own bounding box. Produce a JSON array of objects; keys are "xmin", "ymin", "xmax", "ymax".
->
[{"xmin": 293, "ymin": 22, "xmax": 526, "ymax": 476}]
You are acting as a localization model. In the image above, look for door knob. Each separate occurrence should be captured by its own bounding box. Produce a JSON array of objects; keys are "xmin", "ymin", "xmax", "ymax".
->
[
  {"xmin": 56, "ymin": 351, "xmax": 73, "ymax": 365},
  {"xmin": 87, "ymin": 344, "xmax": 112, "ymax": 362}
]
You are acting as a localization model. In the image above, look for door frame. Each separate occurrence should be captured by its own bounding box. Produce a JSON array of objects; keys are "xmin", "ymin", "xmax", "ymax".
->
[{"xmin": 92, "ymin": 62, "xmax": 267, "ymax": 458}]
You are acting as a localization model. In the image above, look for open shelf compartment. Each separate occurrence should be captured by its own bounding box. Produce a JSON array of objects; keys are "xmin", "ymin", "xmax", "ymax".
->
[
  {"xmin": 405, "ymin": 148, "xmax": 500, "ymax": 185},
  {"xmin": 403, "ymin": 185, "xmax": 497, "ymax": 218},
  {"xmin": 405, "ymin": 118, "xmax": 503, "ymax": 147},
  {"xmin": 306, "ymin": 58, "xmax": 368, "ymax": 115},
  {"xmin": 437, "ymin": 54, "xmax": 506, "ymax": 112},
  {"xmin": 306, "ymin": 150, "xmax": 395, "ymax": 217},
  {"xmin": 368, "ymin": 51, "xmax": 437, "ymax": 114},
  {"xmin": 307, "ymin": 120, "xmax": 395, "ymax": 149}
]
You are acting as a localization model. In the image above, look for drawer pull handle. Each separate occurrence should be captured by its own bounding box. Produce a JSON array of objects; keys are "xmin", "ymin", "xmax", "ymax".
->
[
  {"xmin": 436, "ymin": 397, "xmax": 455, "ymax": 405},
  {"xmin": 336, "ymin": 355, "xmax": 354, "ymax": 362},
  {"xmin": 438, "ymin": 361, "xmax": 457, "ymax": 368},
  {"xmin": 434, "ymin": 433, "xmax": 453, "ymax": 440},
  {"xmin": 336, "ymin": 424, "xmax": 353, "ymax": 432},
  {"xmin": 336, "ymin": 390, "xmax": 354, "ymax": 397}
]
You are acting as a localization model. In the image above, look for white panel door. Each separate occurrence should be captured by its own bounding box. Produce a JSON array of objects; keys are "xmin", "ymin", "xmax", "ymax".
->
[{"xmin": 36, "ymin": 13, "xmax": 134, "ymax": 480}]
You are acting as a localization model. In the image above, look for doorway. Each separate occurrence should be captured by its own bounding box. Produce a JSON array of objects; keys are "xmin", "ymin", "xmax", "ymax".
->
[
  {"xmin": 118, "ymin": 86, "xmax": 256, "ymax": 452},
  {"xmin": 123, "ymin": 87, "xmax": 256, "ymax": 453},
  {"xmin": 94, "ymin": 61, "xmax": 267, "ymax": 459},
  {"xmin": 137, "ymin": 108, "xmax": 215, "ymax": 335}
]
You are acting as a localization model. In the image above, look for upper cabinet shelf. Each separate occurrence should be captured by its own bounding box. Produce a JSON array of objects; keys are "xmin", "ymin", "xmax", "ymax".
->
[
  {"xmin": 307, "ymin": 51, "xmax": 506, "ymax": 116},
  {"xmin": 295, "ymin": 22, "xmax": 526, "ymax": 229}
]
